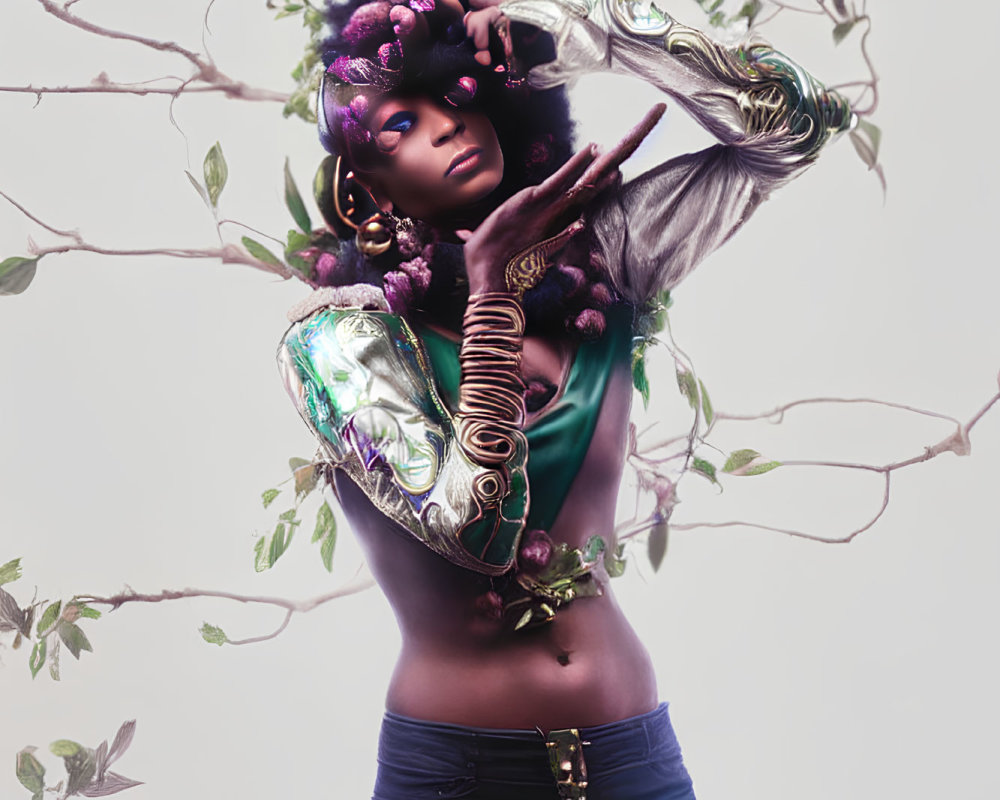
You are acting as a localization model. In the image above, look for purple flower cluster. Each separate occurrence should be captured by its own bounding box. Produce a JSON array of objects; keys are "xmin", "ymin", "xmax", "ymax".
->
[{"xmin": 518, "ymin": 529, "xmax": 554, "ymax": 574}]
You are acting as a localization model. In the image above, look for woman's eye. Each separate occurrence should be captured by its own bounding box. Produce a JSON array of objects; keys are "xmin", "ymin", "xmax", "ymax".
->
[
  {"xmin": 374, "ymin": 111, "xmax": 416, "ymax": 152},
  {"xmin": 382, "ymin": 112, "xmax": 415, "ymax": 134}
]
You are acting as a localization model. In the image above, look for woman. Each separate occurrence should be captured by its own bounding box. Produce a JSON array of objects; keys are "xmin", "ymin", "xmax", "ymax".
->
[{"xmin": 278, "ymin": 1, "xmax": 852, "ymax": 797}]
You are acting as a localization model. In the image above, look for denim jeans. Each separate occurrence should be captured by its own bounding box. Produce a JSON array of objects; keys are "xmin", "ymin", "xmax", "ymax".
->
[{"xmin": 372, "ymin": 703, "xmax": 697, "ymax": 800}]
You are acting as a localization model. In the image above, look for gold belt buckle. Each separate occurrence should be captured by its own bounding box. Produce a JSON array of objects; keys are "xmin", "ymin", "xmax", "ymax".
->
[{"xmin": 545, "ymin": 728, "xmax": 589, "ymax": 799}]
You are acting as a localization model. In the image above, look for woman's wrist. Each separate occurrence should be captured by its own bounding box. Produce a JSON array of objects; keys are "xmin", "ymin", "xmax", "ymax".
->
[{"xmin": 466, "ymin": 270, "xmax": 510, "ymax": 296}]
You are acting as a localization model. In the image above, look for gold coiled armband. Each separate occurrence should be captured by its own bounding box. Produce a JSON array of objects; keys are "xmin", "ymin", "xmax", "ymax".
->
[{"xmin": 454, "ymin": 293, "xmax": 527, "ymax": 504}]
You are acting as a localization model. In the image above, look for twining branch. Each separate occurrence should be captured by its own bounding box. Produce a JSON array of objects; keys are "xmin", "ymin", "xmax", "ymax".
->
[
  {"xmin": 75, "ymin": 571, "xmax": 376, "ymax": 647},
  {"xmin": 620, "ymin": 383, "xmax": 1000, "ymax": 546},
  {"xmin": 0, "ymin": 0, "xmax": 291, "ymax": 106},
  {"xmin": 0, "ymin": 80, "xmax": 289, "ymax": 103},
  {"xmin": 753, "ymin": 0, "xmax": 879, "ymax": 115},
  {"xmin": 0, "ymin": 189, "xmax": 299, "ymax": 281}
]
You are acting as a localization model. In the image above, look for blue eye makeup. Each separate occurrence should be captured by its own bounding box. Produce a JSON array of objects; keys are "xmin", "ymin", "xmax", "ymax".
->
[{"xmin": 382, "ymin": 111, "xmax": 416, "ymax": 134}]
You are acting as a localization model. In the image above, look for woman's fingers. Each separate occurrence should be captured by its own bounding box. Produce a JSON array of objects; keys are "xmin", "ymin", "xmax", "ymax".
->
[
  {"xmin": 577, "ymin": 103, "xmax": 666, "ymax": 191},
  {"xmin": 464, "ymin": 8, "xmax": 502, "ymax": 65},
  {"xmin": 536, "ymin": 143, "xmax": 599, "ymax": 197}
]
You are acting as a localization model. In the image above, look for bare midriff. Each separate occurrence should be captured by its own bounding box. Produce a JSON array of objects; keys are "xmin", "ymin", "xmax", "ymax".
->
[{"xmin": 334, "ymin": 338, "xmax": 659, "ymax": 731}]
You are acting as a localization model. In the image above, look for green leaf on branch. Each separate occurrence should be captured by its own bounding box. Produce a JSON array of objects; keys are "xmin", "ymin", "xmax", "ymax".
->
[
  {"xmin": 49, "ymin": 740, "xmax": 82, "ymax": 758},
  {"xmin": 632, "ymin": 347, "xmax": 650, "ymax": 408},
  {"xmin": 699, "ymin": 378, "xmax": 714, "ymax": 426},
  {"xmin": 723, "ymin": 448, "xmax": 782, "ymax": 476},
  {"xmin": 29, "ymin": 638, "xmax": 46, "ymax": 679},
  {"xmin": 242, "ymin": 236, "xmax": 284, "ymax": 268},
  {"xmin": 16, "ymin": 748, "xmax": 45, "ymax": 795},
  {"xmin": 48, "ymin": 638, "xmax": 60, "ymax": 681},
  {"xmin": 77, "ymin": 603, "xmax": 101, "ymax": 620},
  {"xmin": 37, "ymin": 601, "xmax": 61, "ymax": 636},
  {"xmin": 745, "ymin": 460, "xmax": 781, "ymax": 476},
  {"xmin": 832, "ymin": 20, "xmax": 857, "ymax": 45},
  {"xmin": 203, "ymin": 142, "xmax": 228, "ymax": 208},
  {"xmin": 0, "ymin": 557, "xmax": 22, "ymax": 586},
  {"xmin": 303, "ymin": 6, "xmax": 324, "ymax": 32},
  {"xmin": 284, "ymin": 159, "xmax": 312, "ymax": 233},
  {"xmin": 320, "ymin": 528, "xmax": 337, "ymax": 573},
  {"xmin": 314, "ymin": 501, "xmax": 337, "ymax": 572},
  {"xmin": 290, "ymin": 457, "xmax": 319, "ymax": 500},
  {"xmin": 184, "ymin": 170, "xmax": 210, "ymax": 209},
  {"xmin": 285, "ymin": 229, "xmax": 314, "ymax": 278},
  {"xmin": 285, "ymin": 229, "xmax": 311, "ymax": 254},
  {"xmin": 735, "ymin": 0, "xmax": 761, "ymax": 26},
  {"xmin": 723, "ymin": 449, "xmax": 760, "ymax": 473},
  {"xmin": 676, "ymin": 368, "xmax": 699, "ymax": 411},
  {"xmin": 604, "ymin": 542, "xmax": 627, "ymax": 578},
  {"xmin": 312, "ymin": 501, "xmax": 336, "ymax": 543},
  {"xmin": 851, "ymin": 118, "xmax": 882, "ymax": 167},
  {"xmin": 514, "ymin": 608, "xmax": 533, "ymax": 631},
  {"xmin": 647, "ymin": 517, "xmax": 669, "ymax": 572},
  {"xmin": 283, "ymin": 87, "xmax": 317, "ymax": 123},
  {"xmin": 57, "ymin": 621, "xmax": 93, "ymax": 660},
  {"xmin": 691, "ymin": 457, "xmax": 718, "ymax": 485},
  {"xmin": 254, "ymin": 522, "xmax": 294, "ymax": 572},
  {"xmin": 275, "ymin": 3, "xmax": 304, "ymax": 19},
  {"xmin": 261, "ymin": 488, "xmax": 280, "ymax": 508},
  {"xmin": 0, "ymin": 256, "xmax": 39, "ymax": 296},
  {"xmin": 200, "ymin": 622, "xmax": 228, "ymax": 646}
]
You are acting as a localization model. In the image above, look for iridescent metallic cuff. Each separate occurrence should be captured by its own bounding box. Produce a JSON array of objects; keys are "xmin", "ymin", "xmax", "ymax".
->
[
  {"xmin": 279, "ymin": 305, "xmax": 529, "ymax": 574},
  {"xmin": 501, "ymin": 0, "xmax": 853, "ymax": 158}
]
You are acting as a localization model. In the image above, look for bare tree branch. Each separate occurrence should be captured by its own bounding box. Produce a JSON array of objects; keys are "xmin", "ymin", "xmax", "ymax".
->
[
  {"xmin": 38, "ymin": 0, "xmax": 212, "ymax": 75},
  {"xmin": 0, "ymin": 189, "xmax": 82, "ymax": 242},
  {"xmin": 709, "ymin": 396, "xmax": 961, "ymax": 430},
  {"xmin": 73, "ymin": 572, "xmax": 377, "ymax": 646},
  {"xmin": 1, "ymin": 189, "xmax": 300, "ymax": 280},
  {"xmin": 0, "ymin": 81, "xmax": 289, "ymax": 102},
  {"xmin": 8, "ymin": 0, "xmax": 291, "ymax": 107},
  {"xmin": 669, "ymin": 473, "xmax": 889, "ymax": 544},
  {"xmin": 622, "ymin": 384, "xmax": 1000, "ymax": 546}
]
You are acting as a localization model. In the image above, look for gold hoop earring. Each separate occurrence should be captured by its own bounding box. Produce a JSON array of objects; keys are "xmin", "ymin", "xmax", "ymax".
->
[{"xmin": 332, "ymin": 155, "xmax": 394, "ymax": 257}]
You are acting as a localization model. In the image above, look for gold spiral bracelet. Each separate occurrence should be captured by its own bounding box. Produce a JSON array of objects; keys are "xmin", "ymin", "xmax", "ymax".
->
[{"xmin": 455, "ymin": 293, "xmax": 527, "ymax": 494}]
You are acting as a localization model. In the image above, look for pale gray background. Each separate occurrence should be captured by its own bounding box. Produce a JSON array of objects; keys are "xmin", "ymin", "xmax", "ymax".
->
[{"xmin": 1, "ymin": 1, "xmax": 997, "ymax": 798}]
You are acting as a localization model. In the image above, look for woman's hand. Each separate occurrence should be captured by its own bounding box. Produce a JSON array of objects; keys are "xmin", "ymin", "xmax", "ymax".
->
[
  {"xmin": 457, "ymin": 103, "xmax": 666, "ymax": 296},
  {"xmin": 464, "ymin": 5, "xmax": 504, "ymax": 66}
]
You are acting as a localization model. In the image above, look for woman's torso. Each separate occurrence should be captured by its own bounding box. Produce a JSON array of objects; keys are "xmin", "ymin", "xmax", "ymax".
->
[{"xmin": 333, "ymin": 309, "xmax": 659, "ymax": 730}]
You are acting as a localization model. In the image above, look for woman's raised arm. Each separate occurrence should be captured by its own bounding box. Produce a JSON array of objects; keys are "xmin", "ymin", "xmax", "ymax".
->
[{"xmin": 501, "ymin": 0, "xmax": 854, "ymax": 302}]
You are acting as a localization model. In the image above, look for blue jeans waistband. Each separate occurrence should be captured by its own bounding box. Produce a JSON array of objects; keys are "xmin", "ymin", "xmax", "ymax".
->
[{"xmin": 376, "ymin": 703, "xmax": 691, "ymax": 795}]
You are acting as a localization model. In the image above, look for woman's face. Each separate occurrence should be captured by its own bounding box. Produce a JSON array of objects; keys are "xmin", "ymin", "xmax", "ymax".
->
[{"xmin": 360, "ymin": 94, "xmax": 504, "ymax": 224}]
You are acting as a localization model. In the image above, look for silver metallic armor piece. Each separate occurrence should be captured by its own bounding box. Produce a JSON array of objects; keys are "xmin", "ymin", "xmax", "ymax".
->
[{"xmin": 279, "ymin": 304, "xmax": 528, "ymax": 574}]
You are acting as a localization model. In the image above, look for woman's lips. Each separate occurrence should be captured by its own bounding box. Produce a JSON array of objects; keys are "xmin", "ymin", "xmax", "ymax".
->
[{"xmin": 446, "ymin": 147, "xmax": 483, "ymax": 177}]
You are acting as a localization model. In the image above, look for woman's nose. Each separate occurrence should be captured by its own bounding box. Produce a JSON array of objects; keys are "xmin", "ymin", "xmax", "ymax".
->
[{"xmin": 431, "ymin": 107, "xmax": 464, "ymax": 145}]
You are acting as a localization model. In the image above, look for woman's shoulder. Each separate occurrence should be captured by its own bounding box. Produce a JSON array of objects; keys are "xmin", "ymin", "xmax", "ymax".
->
[{"xmin": 285, "ymin": 284, "xmax": 390, "ymax": 325}]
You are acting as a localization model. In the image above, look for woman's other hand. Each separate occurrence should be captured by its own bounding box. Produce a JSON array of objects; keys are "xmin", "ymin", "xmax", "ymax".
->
[
  {"xmin": 457, "ymin": 103, "xmax": 665, "ymax": 296},
  {"xmin": 464, "ymin": 5, "xmax": 504, "ymax": 66}
]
